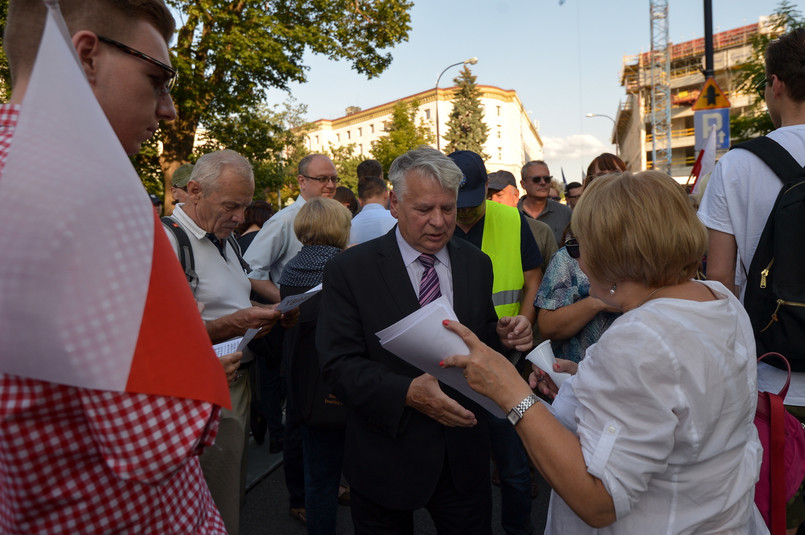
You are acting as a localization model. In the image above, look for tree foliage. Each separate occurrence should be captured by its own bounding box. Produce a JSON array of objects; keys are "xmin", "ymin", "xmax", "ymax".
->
[
  {"xmin": 158, "ymin": 0, "xmax": 413, "ymax": 207},
  {"xmin": 370, "ymin": 100, "xmax": 435, "ymax": 171},
  {"xmin": 0, "ymin": 0, "xmax": 9, "ymax": 99},
  {"xmin": 326, "ymin": 144, "xmax": 364, "ymax": 192},
  {"xmin": 730, "ymin": 1, "xmax": 803, "ymax": 142},
  {"xmin": 443, "ymin": 66, "xmax": 489, "ymax": 158}
]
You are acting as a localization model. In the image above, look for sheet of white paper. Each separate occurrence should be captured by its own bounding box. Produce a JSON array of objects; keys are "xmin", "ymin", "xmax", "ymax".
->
[
  {"xmin": 377, "ymin": 297, "xmax": 506, "ymax": 417},
  {"xmin": 277, "ymin": 283, "xmax": 322, "ymax": 313},
  {"xmin": 213, "ymin": 338, "xmax": 242, "ymax": 358},
  {"xmin": 237, "ymin": 328, "xmax": 260, "ymax": 352}
]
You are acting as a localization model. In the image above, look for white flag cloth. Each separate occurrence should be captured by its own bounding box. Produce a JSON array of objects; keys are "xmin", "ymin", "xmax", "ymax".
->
[
  {"xmin": 692, "ymin": 127, "xmax": 717, "ymax": 196},
  {"xmin": 0, "ymin": 2, "xmax": 229, "ymax": 406}
]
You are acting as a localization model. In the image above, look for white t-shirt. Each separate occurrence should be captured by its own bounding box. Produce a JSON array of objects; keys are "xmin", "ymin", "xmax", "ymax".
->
[
  {"xmin": 698, "ymin": 124, "xmax": 805, "ymax": 407},
  {"xmin": 546, "ymin": 281, "xmax": 767, "ymax": 534}
]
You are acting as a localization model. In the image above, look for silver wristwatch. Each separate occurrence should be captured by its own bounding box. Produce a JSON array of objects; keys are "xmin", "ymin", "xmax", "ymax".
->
[{"xmin": 507, "ymin": 394, "xmax": 540, "ymax": 426}]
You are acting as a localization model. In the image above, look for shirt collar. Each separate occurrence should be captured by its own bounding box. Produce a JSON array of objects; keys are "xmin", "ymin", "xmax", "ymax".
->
[
  {"xmin": 171, "ymin": 204, "xmax": 207, "ymax": 240},
  {"xmin": 395, "ymin": 227, "xmax": 450, "ymax": 269}
]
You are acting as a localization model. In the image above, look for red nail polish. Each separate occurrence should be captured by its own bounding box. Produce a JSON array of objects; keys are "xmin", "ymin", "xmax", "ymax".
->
[
  {"xmin": 442, "ymin": 320, "xmax": 449, "ymax": 326},
  {"xmin": 439, "ymin": 360, "xmax": 445, "ymax": 367}
]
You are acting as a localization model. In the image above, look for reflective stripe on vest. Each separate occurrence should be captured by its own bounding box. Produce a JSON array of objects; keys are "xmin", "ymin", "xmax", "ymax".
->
[{"xmin": 481, "ymin": 200, "xmax": 525, "ymax": 318}]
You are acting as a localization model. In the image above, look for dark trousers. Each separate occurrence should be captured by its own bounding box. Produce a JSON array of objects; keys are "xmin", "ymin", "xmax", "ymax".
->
[
  {"xmin": 488, "ymin": 416, "xmax": 534, "ymax": 535},
  {"xmin": 283, "ymin": 388, "xmax": 306, "ymax": 510},
  {"xmin": 350, "ymin": 453, "xmax": 492, "ymax": 535},
  {"xmin": 301, "ymin": 425, "xmax": 346, "ymax": 535}
]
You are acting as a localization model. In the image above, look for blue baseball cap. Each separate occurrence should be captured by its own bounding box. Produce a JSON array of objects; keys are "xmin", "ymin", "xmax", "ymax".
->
[{"xmin": 448, "ymin": 150, "xmax": 488, "ymax": 208}]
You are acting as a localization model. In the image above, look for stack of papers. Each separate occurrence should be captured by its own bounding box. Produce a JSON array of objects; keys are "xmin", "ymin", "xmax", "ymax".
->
[{"xmin": 376, "ymin": 296, "xmax": 505, "ymax": 418}]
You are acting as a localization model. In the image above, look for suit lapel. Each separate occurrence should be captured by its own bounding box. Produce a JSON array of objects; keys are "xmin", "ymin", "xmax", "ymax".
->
[
  {"xmin": 447, "ymin": 238, "xmax": 471, "ymax": 324},
  {"xmin": 377, "ymin": 230, "xmax": 420, "ymax": 317}
]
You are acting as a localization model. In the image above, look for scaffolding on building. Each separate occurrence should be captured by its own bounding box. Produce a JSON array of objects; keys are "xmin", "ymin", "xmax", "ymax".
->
[{"xmin": 649, "ymin": 0, "xmax": 672, "ymax": 175}]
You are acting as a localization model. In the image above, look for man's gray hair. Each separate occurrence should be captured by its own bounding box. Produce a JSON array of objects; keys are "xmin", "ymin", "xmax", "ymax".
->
[
  {"xmin": 520, "ymin": 160, "xmax": 549, "ymax": 180},
  {"xmin": 389, "ymin": 147, "xmax": 462, "ymax": 202},
  {"xmin": 191, "ymin": 149, "xmax": 254, "ymax": 194}
]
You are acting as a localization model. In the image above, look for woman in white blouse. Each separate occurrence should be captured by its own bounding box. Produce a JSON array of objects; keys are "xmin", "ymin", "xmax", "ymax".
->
[{"xmin": 443, "ymin": 170, "xmax": 767, "ymax": 534}]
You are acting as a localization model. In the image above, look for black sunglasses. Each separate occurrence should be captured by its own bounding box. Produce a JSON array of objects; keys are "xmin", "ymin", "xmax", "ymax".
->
[
  {"xmin": 565, "ymin": 237, "xmax": 579, "ymax": 259},
  {"xmin": 98, "ymin": 36, "xmax": 177, "ymax": 94},
  {"xmin": 755, "ymin": 77, "xmax": 767, "ymax": 100},
  {"xmin": 527, "ymin": 175, "xmax": 553, "ymax": 184},
  {"xmin": 301, "ymin": 174, "xmax": 340, "ymax": 184}
]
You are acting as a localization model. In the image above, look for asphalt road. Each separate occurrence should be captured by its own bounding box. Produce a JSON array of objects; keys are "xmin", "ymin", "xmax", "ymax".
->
[{"xmin": 239, "ymin": 436, "xmax": 551, "ymax": 535}]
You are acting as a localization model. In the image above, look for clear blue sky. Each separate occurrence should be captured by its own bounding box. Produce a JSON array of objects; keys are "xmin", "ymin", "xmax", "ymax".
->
[{"xmin": 265, "ymin": 0, "xmax": 791, "ymax": 180}]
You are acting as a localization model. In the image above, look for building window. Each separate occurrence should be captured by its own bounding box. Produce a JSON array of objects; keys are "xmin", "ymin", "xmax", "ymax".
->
[
  {"xmin": 358, "ymin": 127, "xmax": 362, "ymax": 137},
  {"xmin": 498, "ymin": 147, "xmax": 503, "ymax": 160},
  {"xmin": 347, "ymin": 130, "xmax": 351, "ymax": 140},
  {"xmin": 496, "ymin": 106, "xmax": 501, "ymax": 117},
  {"xmin": 336, "ymin": 133, "xmax": 340, "ymax": 143},
  {"xmin": 370, "ymin": 124, "xmax": 375, "ymax": 134},
  {"xmin": 425, "ymin": 109, "xmax": 431, "ymax": 120},
  {"xmin": 359, "ymin": 144, "xmax": 363, "ymax": 155},
  {"xmin": 497, "ymin": 130, "xmax": 501, "ymax": 139},
  {"xmin": 315, "ymin": 135, "xmax": 319, "ymax": 145}
]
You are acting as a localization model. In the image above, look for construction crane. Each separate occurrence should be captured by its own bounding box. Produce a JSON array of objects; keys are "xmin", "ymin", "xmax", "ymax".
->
[{"xmin": 649, "ymin": 0, "xmax": 672, "ymax": 174}]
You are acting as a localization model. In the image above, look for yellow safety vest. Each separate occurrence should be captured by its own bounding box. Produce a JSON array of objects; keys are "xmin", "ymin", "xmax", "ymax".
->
[{"xmin": 481, "ymin": 200, "xmax": 524, "ymax": 318}]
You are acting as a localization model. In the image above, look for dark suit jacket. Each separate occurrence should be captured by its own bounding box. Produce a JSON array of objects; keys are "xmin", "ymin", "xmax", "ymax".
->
[{"xmin": 316, "ymin": 229, "xmax": 502, "ymax": 510}]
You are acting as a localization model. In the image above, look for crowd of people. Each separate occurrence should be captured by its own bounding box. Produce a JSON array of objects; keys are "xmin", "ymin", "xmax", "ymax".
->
[{"xmin": 2, "ymin": 0, "xmax": 805, "ymax": 534}]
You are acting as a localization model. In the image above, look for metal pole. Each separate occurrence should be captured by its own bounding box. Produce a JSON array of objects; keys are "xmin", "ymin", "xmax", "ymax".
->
[
  {"xmin": 703, "ymin": 0, "xmax": 714, "ymax": 79},
  {"xmin": 434, "ymin": 57, "xmax": 478, "ymax": 152},
  {"xmin": 585, "ymin": 113, "xmax": 619, "ymax": 156}
]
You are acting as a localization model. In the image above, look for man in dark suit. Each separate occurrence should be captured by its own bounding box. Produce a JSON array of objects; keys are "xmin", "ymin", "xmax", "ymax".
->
[{"xmin": 317, "ymin": 147, "xmax": 533, "ymax": 534}]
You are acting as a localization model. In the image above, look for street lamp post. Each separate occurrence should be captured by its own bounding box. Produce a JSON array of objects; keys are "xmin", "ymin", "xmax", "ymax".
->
[
  {"xmin": 585, "ymin": 113, "xmax": 619, "ymax": 156},
  {"xmin": 435, "ymin": 57, "xmax": 478, "ymax": 152}
]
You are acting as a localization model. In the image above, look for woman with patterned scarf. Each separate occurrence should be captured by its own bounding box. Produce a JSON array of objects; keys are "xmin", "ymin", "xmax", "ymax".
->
[{"xmin": 279, "ymin": 197, "xmax": 353, "ymax": 535}]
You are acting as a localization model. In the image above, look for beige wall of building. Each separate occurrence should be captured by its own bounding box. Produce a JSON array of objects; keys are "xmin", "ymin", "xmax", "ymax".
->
[{"xmin": 303, "ymin": 85, "xmax": 543, "ymax": 178}]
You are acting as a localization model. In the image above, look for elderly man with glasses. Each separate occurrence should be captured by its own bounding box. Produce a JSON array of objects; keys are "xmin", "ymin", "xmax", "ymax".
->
[{"xmin": 517, "ymin": 160, "xmax": 572, "ymax": 246}]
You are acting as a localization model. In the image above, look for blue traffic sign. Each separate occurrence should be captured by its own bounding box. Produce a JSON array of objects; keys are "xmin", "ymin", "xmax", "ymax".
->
[{"xmin": 694, "ymin": 108, "xmax": 730, "ymax": 151}]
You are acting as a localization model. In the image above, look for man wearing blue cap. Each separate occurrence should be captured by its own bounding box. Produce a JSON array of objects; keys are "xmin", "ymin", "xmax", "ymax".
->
[{"xmin": 448, "ymin": 150, "xmax": 542, "ymax": 535}]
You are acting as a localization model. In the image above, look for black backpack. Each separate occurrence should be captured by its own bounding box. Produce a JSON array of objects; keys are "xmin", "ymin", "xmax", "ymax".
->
[
  {"xmin": 161, "ymin": 216, "xmax": 250, "ymax": 292},
  {"xmin": 737, "ymin": 137, "xmax": 805, "ymax": 372}
]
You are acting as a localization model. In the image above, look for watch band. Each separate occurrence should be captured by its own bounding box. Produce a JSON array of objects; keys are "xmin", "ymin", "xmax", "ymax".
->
[{"xmin": 507, "ymin": 393, "xmax": 540, "ymax": 426}]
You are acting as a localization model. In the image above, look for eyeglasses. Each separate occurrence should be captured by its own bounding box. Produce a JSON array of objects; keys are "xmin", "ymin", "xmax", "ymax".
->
[
  {"xmin": 566, "ymin": 194, "xmax": 581, "ymax": 199},
  {"xmin": 527, "ymin": 175, "xmax": 553, "ymax": 184},
  {"xmin": 755, "ymin": 77, "xmax": 768, "ymax": 100},
  {"xmin": 549, "ymin": 196, "xmax": 561, "ymax": 201},
  {"xmin": 97, "ymin": 36, "xmax": 178, "ymax": 95},
  {"xmin": 565, "ymin": 237, "xmax": 579, "ymax": 259},
  {"xmin": 301, "ymin": 174, "xmax": 340, "ymax": 184}
]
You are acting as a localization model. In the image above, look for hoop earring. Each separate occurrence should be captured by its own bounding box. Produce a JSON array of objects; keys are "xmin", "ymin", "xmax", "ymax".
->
[{"xmin": 609, "ymin": 284, "xmax": 617, "ymax": 295}]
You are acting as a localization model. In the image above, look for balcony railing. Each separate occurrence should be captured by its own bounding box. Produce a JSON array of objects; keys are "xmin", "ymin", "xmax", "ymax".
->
[{"xmin": 645, "ymin": 127, "xmax": 695, "ymax": 143}]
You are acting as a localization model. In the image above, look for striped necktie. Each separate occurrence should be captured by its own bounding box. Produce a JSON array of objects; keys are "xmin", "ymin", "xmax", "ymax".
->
[{"xmin": 418, "ymin": 253, "xmax": 441, "ymax": 306}]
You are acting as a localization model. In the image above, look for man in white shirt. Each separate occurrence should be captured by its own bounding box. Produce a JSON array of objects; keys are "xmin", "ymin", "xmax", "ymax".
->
[
  {"xmin": 244, "ymin": 154, "xmax": 338, "ymax": 302},
  {"xmin": 698, "ymin": 27, "xmax": 805, "ymax": 534},
  {"xmin": 349, "ymin": 176, "xmax": 396, "ymax": 245},
  {"xmin": 166, "ymin": 149, "xmax": 283, "ymax": 534}
]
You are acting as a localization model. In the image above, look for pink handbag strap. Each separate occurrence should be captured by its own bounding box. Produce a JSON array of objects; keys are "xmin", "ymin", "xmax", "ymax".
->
[{"xmin": 758, "ymin": 352, "xmax": 791, "ymax": 399}]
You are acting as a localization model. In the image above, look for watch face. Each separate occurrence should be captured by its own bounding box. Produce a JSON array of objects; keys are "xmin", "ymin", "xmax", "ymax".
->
[{"xmin": 507, "ymin": 410, "xmax": 520, "ymax": 426}]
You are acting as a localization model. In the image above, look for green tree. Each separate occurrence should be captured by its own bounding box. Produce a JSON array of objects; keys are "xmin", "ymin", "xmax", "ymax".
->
[
  {"xmin": 370, "ymin": 100, "xmax": 434, "ymax": 171},
  {"xmin": 198, "ymin": 99, "xmax": 311, "ymax": 203},
  {"xmin": 159, "ymin": 0, "xmax": 413, "ymax": 207},
  {"xmin": 442, "ymin": 66, "xmax": 489, "ymax": 158},
  {"xmin": 0, "ymin": 0, "xmax": 9, "ymax": 99},
  {"xmin": 730, "ymin": 1, "xmax": 803, "ymax": 142},
  {"xmin": 326, "ymin": 144, "xmax": 364, "ymax": 192}
]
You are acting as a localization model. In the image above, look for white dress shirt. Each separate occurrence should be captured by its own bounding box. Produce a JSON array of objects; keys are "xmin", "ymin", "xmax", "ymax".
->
[{"xmin": 395, "ymin": 227, "xmax": 453, "ymax": 307}]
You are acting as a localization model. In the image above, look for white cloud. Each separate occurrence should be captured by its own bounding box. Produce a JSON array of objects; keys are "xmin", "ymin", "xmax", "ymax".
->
[{"xmin": 541, "ymin": 134, "xmax": 610, "ymax": 162}]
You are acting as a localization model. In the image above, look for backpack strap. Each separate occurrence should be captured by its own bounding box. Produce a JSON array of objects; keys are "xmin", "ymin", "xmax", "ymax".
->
[
  {"xmin": 734, "ymin": 136, "xmax": 805, "ymax": 186},
  {"xmin": 161, "ymin": 216, "xmax": 199, "ymax": 292},
  {"xmin": 227, "ymin": 235, "xmax": 252, "ymax": 274}
]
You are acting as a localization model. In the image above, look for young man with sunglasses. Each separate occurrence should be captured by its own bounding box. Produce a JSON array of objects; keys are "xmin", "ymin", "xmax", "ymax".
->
[
  {"xmin": 0, "ymin": 0, "xmax": 227, "ymax": 532},
  {"xmin": 517, "ymin": 160, "xmax": 571, "ymax": 246}
]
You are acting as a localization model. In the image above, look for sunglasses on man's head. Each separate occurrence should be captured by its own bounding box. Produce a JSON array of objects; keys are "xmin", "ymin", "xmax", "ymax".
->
[{"xmin": 527, "ymin": 175, "xmax": 553, "ymax": 184}]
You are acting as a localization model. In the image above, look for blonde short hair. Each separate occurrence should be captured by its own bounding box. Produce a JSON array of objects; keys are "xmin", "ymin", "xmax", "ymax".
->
[
  {"xmin": 571, "ymin": 170, "xmax": 707, "ymax": 287},
  {"xmin": 294, "ymin": 197, "xmax": 352, "ymax": 249}
]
